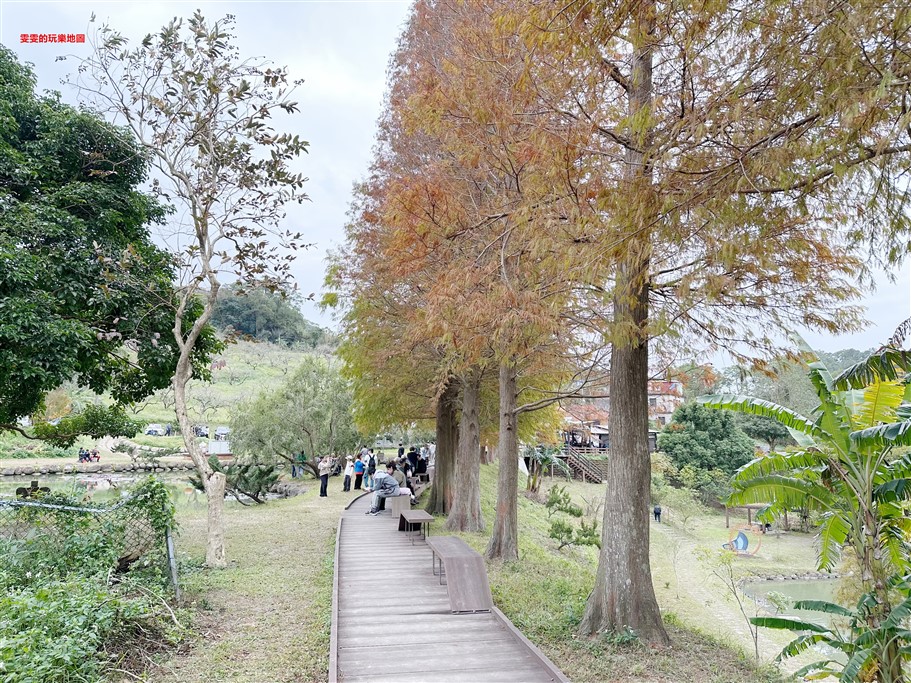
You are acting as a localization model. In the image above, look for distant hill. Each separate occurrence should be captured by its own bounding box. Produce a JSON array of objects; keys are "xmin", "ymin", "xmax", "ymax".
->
[{"xmin": 211, "ymin": 285, "xmax": 332, "ymax": 347}]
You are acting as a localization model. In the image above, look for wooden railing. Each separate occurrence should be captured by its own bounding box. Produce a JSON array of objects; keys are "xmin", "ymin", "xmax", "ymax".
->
[{"xmin": 561, "ymin": 446, "xmax": 608, "ymax": 483}]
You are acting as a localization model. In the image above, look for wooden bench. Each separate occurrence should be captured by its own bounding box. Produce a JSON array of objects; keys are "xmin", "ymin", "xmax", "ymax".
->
[
  {"xmin": 389, "ymin": 494, "xmax": 411, "ymax": 517},
  {"xmin": 425, "ymin": 536, "xmax": 494, "ymax": 614},
  {"xmin": 398, "ymin": 509, "xmax": 433, "ymax": 544}
]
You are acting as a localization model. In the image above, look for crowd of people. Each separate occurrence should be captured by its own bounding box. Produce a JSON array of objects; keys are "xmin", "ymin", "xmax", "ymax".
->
[{"xmin": 310, "ymin": 443, "xmax": 434, "ymax": 509}]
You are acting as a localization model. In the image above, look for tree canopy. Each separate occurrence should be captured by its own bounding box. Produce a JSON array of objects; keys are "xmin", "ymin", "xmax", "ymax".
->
[
  {"xmin": 658, "ymin": 402, "xmax": 756, "ymax": 474},
  {"xmin": 0, "ymin": 46, "xmax": 218, "ymax": 442},
  {"xmin": 229, "ymin": 355, "xmax": 361, "ymax": 470},
  {"xmin": 211, "ymin": 285, "xmax": 328, "ymax": 347}
]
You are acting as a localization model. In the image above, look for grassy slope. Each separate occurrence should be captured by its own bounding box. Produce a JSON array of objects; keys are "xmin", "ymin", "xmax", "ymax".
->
[
  {"xmin": 148, "ymin": 484, "xmax": 351, "ymax": 683},
  {"xmin": 434, "ymin": 465, "xmax": 796, "ymax": 683},
  {"xmin": 131, "ymin": 340, "xmax": 313, "ymax": 427}
]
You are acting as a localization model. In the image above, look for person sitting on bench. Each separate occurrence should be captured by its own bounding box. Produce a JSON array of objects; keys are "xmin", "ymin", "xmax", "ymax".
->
[{"xmin": 365, "ymin": 463, "xmax": 413, "ymax": 515}]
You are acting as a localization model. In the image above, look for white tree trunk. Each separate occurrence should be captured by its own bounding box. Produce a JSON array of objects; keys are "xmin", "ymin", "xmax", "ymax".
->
[{"xmin": 172, "ymin": 312, "xmax": 227, "ymax": 569}]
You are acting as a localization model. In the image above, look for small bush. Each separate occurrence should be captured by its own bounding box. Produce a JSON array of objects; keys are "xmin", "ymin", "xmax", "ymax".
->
[
  {"xmin": 0, "ymin": 478, "xmax": 181, "ymax": 681},
  {"xmin": 549, "ymin": 518, "xmax": 601, "ymax": 550},
  {"xmin": 545, "ymin": 484, "xmax": 583, "ymax": 518}
]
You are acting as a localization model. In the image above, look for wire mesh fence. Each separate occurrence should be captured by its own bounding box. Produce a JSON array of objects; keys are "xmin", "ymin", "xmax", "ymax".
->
[{"xmin": 0, "ymin": 490, "xmax": 178, "ymax": 591}]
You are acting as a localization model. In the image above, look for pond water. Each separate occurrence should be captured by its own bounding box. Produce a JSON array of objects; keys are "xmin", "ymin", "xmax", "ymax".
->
[
  {"xmin": 0, "ymin": 471, "xmax": 205, "ymax": 509},
  {"xmin": 743, "ymin": 578, "xmax": 840, "ymax": 627}
]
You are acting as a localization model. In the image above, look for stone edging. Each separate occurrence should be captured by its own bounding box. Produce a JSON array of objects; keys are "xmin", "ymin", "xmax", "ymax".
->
[{"xmin": 745, "ymin": 571, "xmax": 841, "ymax": 583}]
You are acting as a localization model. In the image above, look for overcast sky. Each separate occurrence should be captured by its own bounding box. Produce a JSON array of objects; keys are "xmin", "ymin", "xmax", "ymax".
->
[{"xmin": 1, "ymin": 0, "xmax": 909, "ymax": 357}]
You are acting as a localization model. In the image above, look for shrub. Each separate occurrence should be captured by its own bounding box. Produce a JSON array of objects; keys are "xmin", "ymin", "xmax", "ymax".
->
[
  {"xmin": 548, "ymin": 518, "xmax": 601, "ymax": 550},
  {"xmin": 545, "ymin": 484, "xmax": 583, "ymax": 518},
  {"xmin": 0, "ymin": 478, "xmax": 181, "ymax": 680}
]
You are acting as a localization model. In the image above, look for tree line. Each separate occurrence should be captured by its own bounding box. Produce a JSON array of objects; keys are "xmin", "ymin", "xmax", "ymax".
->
[{"xmin": 326, "ymin": 0, "xmax": 911, "ymax": 644}]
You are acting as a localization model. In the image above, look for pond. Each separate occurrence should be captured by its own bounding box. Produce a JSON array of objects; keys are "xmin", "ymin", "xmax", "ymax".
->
[
  {"xmin": 743, "ymin": 578, "xmax": 840, "ymax": 627},
  {"xmin": 0, "ymin": 471, "xmax": 205, "ymax": 509}
]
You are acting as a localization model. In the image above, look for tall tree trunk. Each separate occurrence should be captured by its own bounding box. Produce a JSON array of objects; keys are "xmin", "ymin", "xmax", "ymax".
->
[
  {"xmin": 173, "ymin": 361, "xmax": 227, "ymax": 568},
  {"xmin": 486, "ymin": 360, "xmax": 518, "ymax": 561},
  {"xmin": 580, "ymin": 0, "xmax": 669, "ymax": 644},
  {"xmin": 171, "ymin": 286, "xmax": 227, "ymax": 569},
  {"xmin": 446, "ymin": 368, "xmax": 484, "ymax": 532},
  {"xmin": 428, "ymin": 379, "xmax": 459, "ymax": 514}
]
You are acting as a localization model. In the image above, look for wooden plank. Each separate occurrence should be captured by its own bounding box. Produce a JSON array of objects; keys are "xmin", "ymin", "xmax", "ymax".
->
[
  {"xmin": 339, "ymin": 665, "xmax": 556, "ymax": 683},
  {"xmin": 339, "ymin": 632, "xmax": 514, "ymax": 648},
  {"xmin": 332, "ymin": 489, "xmax": 566, "ymax": 683},
  {"xmin": 329, "ymin": 516, "xmax": 342, "ymax": 683},
  {"xmin": 339, "ymin": 639, "xmax": 541, "ymax": 665},
  {"xmin": 339, "ymin": 646, "xmax": 552, "ymax": 681}
]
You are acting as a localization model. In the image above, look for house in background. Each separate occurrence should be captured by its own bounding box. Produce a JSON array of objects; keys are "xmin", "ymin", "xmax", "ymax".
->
[
  {"xmin": 646, "ymin": 380, "xmax": 684, "ymax": 427},
  {"xmin": 557, "ymin": 379, "xmax": 684, "ymax": 454}
]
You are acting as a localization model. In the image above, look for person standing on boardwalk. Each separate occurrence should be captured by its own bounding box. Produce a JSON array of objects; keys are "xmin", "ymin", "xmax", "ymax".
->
[
  {"xmin": 653, "ymin": 504, "xmax": 662, "ymax": 523},
  {"xmin": 318, "ymin": 456, "xmax": 332, "ymax": 497},
  {"xmin": 364, "ymin": 450, "xmax": 377, "ymax": 489},
  {"xmin": 353, "ymin": 455, "xmax": 365, "ymax": 490},
  {"xmin": 406, "ymin": 446, "xmax": 419, "ymax": 472},
  {"xmin": 342, "ymin": 456, "xmax": 354, "ymax": 492}
]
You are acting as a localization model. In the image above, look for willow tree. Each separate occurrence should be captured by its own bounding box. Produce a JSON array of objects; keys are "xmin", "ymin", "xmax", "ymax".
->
[
  {"xmin": 488, "ymin": 0, "xmax": 911, "ymax": 643},
  {"xmin": 75, "ymin": 12, "xmax": 309, "ymax": 567}
]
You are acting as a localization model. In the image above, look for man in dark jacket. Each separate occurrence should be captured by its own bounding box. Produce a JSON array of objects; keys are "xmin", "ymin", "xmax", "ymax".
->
[{"xmin": 406, "ymin": 446, "xmax": 419, "ymax": 472}]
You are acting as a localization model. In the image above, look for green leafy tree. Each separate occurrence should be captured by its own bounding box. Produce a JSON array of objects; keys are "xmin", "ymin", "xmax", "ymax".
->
[
  {"xmin": 734, "ymin": 413, "xmax": 793, "ymax": 452},
  {"xmin": 660, "ymin": 486, "xmax": 706, "ymax": 530},
  {"xmin": 675, "ymin": 465, "xmax": 732, "ymax": 507},
  {"xmin": 702, "ymin": 346, "xmax": 911, "ymax": 681},
  {"xmin": 657, "ymin": 403, "xmax": 756, "ymax": 474},
  {"xmin": 77, "ymin": 12, "xmax": 310, "ymax": 567},
  {"xmin": 212, "ymin": 284, "xmax": 327, "ymax": 346},
  {"xmin": 0, "ymin": 47, "xmax": 217, "ymax": 442},
  {"xmin": 229, "ymin": 355, "xmax": 360, "ymax": 473}
]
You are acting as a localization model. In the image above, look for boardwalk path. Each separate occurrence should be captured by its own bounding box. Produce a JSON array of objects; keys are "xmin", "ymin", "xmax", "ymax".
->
[{"xmin": 331, "ymin": 494, "xmax": 568, "ymax": 683}]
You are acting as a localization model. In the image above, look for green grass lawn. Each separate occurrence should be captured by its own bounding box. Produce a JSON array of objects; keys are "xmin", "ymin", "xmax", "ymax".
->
[{"xmin": 147, "ymin": 480, "xmax": 350, "ymax": 683}]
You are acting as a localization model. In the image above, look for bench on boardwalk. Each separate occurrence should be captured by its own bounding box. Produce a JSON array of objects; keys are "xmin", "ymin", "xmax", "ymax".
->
[
  {"xmin": 398, "ymin": 509, "xmax": 433, "ymax": 544},
  {"xmin": 425, "ymin": 536, "xmax": 493, "ymax": 614},
  {"xmin": 389, "ymin": 494, "xmax": 411, "ymax": 517}
]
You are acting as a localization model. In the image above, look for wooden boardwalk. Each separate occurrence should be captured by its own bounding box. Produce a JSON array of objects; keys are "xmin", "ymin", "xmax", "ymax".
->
[{"xmin": 331, "ymin": 494, "xmax": 568, "ymax": 683}]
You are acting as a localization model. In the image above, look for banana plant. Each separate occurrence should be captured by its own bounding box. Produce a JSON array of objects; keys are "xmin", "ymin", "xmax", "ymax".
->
[
  {"xmin": 751, "ymin": 579, "xmax": 911, "ymax": 683},
  {"xmin": 699, "ymin": 345, "xmax": 911, "ymax": 681}
]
